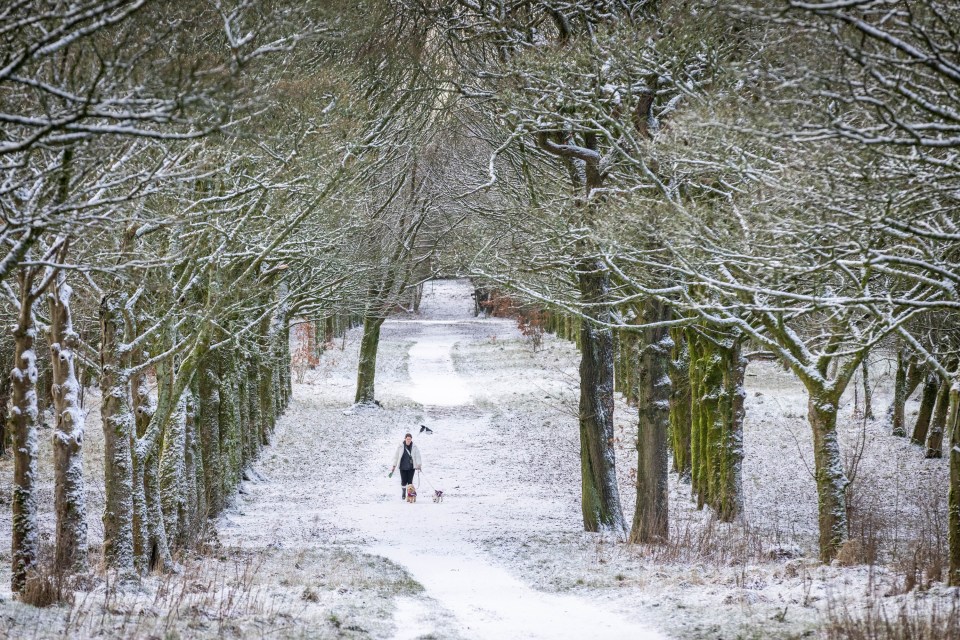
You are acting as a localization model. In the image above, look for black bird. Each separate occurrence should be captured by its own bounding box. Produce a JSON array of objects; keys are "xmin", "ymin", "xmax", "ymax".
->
[{"xmin": 419, "ymin": 424, "xmax": 433, "ymax": 434}]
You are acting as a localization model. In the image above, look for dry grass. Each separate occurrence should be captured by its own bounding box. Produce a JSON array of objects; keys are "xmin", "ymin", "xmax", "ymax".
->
[
  {"xmin": 824, "ymin": 592, "xmax": 960, "ymax": 640},
  {"xmin": 643, "ymin": 515, "xmax": 768, "ymax": 568},
  {"xmin": 2, "ymin": 545, "xmax": 421, "ymax": 639}
]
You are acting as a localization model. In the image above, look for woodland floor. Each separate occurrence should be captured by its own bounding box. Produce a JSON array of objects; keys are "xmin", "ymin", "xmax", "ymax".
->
[{"xmin": 0, "ymin": 278, "xmax": 956, "ymax": 639}]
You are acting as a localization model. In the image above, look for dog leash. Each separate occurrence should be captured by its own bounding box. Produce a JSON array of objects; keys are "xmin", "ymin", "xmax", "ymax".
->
[{"xmin": 418, "ymin": 471, "xmax": 437, "ymax": 491}]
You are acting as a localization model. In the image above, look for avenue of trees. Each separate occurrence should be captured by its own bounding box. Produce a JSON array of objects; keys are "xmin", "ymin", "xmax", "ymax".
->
[{"xmin": 2, "ymin": 0, "xmax": 959, "ymax": 603}]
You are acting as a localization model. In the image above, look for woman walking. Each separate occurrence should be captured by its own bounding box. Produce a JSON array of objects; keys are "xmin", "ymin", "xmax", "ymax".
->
[{"xmin": 390, "ymin": 433, "xmax": 422, "ymax": 500}]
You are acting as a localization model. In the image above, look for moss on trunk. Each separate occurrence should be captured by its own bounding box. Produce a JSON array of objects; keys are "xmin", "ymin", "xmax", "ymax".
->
[
  {"xmin": 947, "ymin": 381, "xmax": 960, "ymax": 586},
  {"xmin": 99, "ymin": 293, "xmax": 136, "ymax": 574},
  {"xmin": 10, "ymin": 293, "xmax": 40, "ymax": 591},
  {"xmin": 577, "ymin": 268, "xmax": 625, "ymax": 536},
  {"xmin": 808, "ymin": 395, "xmax": 849, "ymax": 562},
  {"xmin": 686, "ymin": 328, "xmax": 745, "ymax": 522},
  {"xmin": 198, "ymin": 351, "xmax": 223, "ymax": 514},
  {"xmin": 355, "ymin": 315, "xmax": 385, "ymax": 405},
  {"xmin": 668, "ymin": 328, "xmax": 691, "ymax": 481},
  {"xmin": 630, "ymin": 299, "xmax": 671, "ymax": 543}
]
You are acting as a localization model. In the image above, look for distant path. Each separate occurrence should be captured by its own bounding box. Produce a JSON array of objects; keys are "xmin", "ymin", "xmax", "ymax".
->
[{"xmin": 329, "ymin": 281, "xmax": 665, "ymax": 640}]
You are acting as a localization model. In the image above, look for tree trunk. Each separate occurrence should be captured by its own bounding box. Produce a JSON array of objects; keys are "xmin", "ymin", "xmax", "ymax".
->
[
  {"xmin": 183, "ymin": 392, "xmax": 202, "ymax": 545},
  {"xmin": 219, "ymin": 351, "xmax": 242, "ymax": 499},
  {"xmin": 99, "ymin": 293, "xmax": 136, "ymax": 573},
  {"xmin": 577, "ymin": 267, "xmax": 626, "ymax": 536},
  {"xmin": 0, "ymin": 335, "xmax": 14, "ymax": 456},
  {"xmin": 324, "ymin": 316, "xmax": 335, "ymax": 344},
  {"xmin": 48, "ymin": 276, "xmax": 87, "ymax": 574},
  {"xmin": 808, "ymin": 394, "xmax": 849, "ymax": 562},
  {"xmin": 630, "ymin": 300, "xmax": 671, "ymax": 543},
  {"xmin": 281, "ymin": 320, "xmax": 292, "ymax": 408},
  {"xmin": 159, "ymin": 390, "xmax": 189, "ymax": 545},
  {"xmin": 948, "ymin": 380, "xmax": 960, "ymax": 586},
  {"xmin": 911, "ymin": 373, "xmax": 940, "ymax": 446},
  {"xmin": 687, "ymin": 328, "xmax": 745, "ymax": 521},
  {"xmin": 718, "ymin": 338, "xmax": 746, "ymax": 521},
  {"xmin": 355, "ymin": 315, "xmax": 385, "ymax": 405},
  {"xmin": 198, "ymin": 351, "xmax": 223, "ymax": 514},
  {"xmin": 259, "ymin": 350, "xmax": 276, "ymax": 441},
  {"xmin": 247, "ymin": 355, "xmax": 265, "ymax": 448},
  {"xmin": 131, "ymin": 371, "xmax": 153, "ymax": 574},
  {"xmin": 892, "ymin": 355, "xmax": 925, "ymax": 436},
  {"xmin": 891, "ymin": 350, "xmax": 908, "ymax": 436},
  {"xmin": 861, "ymin": 358, "xmax": 874, "ymax": 420},
  {"xmin": 238, "ymin": 363, "xmax": 253, "ymax": 468},
  {"xmin": 926, "ymin": 379, "xmax": 950, "ymax": 458},
  {"xmin": 36, "ymin": 354, "xmax": 52, "ymax": 427},
  {"xmin": 10, "ymin": 283, "xmax": 40, "ymax": 591},
  {"xmin": 668, "ymin": 328, "xmax": 691, "ymax": 481},
  {"xmin": 688, "ymin": 329, "xmax": 705, "ymax": 510},
  {"xmin": 412, "ymin": 282, "xmax": 424, "ymax": 313},
  {"xmin": 143, "ymin": 448, "xmax": 173, "ymax": 571}
]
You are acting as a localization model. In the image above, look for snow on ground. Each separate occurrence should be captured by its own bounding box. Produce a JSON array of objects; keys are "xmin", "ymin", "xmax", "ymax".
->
[{"xmin": 0, "ymin": 277, "xmax": 954, "ymax": 639}]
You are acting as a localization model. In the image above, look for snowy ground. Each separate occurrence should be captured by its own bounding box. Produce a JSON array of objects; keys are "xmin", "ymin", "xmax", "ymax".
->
[{"xmin": 0, "ymin": 278, "xmax": 955, "ymax": 639}]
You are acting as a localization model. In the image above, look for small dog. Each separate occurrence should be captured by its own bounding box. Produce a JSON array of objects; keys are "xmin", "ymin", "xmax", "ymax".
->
[
  {"xmin": 432, "ymin": 489, "xmax": 444, "ymax": 503},
  {"xmin": 419, "ymin": 425, "xmax": 433, "ymax": 434},
  {"xmin": 405, "ymin": 484, "xmax": 417, "ymax": 503}
]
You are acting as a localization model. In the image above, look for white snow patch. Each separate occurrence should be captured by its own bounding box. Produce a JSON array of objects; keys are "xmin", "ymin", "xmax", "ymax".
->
[{"xmin": 389, "ymin": 595, "xmax": 438, "ymax": 640}]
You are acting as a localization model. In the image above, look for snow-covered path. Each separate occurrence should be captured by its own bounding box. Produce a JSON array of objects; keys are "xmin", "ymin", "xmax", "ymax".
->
[
  {"xmin": 327, "ymin": 281, "xmax": 665, "ymax": 640},
  {"xmin": 217, "ymin": 279, "xmax": 665, "ymax": 639}
]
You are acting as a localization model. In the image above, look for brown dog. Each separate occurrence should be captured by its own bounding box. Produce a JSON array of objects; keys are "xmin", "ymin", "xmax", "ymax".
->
[{"xmin": 405, "ymin": 484, "xmax": 417, "ymax": 503}]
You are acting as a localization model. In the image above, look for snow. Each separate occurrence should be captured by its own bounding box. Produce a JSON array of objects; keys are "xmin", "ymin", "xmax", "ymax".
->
[{"xmin": 403, "ymin": 327, "xmax": 471, "ymax": 407}]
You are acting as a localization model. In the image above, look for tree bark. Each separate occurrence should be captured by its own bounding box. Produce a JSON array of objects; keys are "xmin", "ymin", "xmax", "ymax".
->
[
  {"xmin": 630, "ymin": 299, "xmax": 671, "ymax": 543},
  {"xmin": 688, "ymin": 329, "xmax": 706, "ymax": 510},
  {"xmin": 355, "ymin": 315, "xmax": 385, "ymax": 405},
  {"xmin": 577, "ymin": 266, "xmax": 626, "ymax": 536},
  {"xmin": 183, "ymin": 392, "xmax": 202, "ymax": 545},
  {"xmin": 99, "ymin": 293, "xmax": 136, "ymax": 573},
  {"xmin": 948, "ymin": 380, "xmax": 960, "ymax": 586},
  {"xmin": 259, "ymin": 351, "xmax": 276, "ymax": 442},
  {"xmin": 891, "ymin": 354, "xmax": 925, "ymax": 436},
  {"xmin": 926, "ymin": 379, "xmax": 950, "ymax": 458},
  {"xmin": 324, "ymin": 316, "xmax": 335, "ymax": 344},
  {"xmin": 131, "ymin": 371, "xmax": 153, "ymax": 574},
  {"xmin": 0, "ymin": 335, "xmax": 14, "ymax": 456},
  {"xmin": 718, "ymin": 338, "xmax": 746, "ymax": 521},
  {"xmin": 10, "ymin": 277, "xmax": 40, "ymax": 591},
  {"xmin": 891, "ymin": 350, "xmax": 908, "ymax": 436},
  {"xmin": 808, "ymin": 394, "xmax": 849, "ymax": 562},
  {"xmin": 198, "ymin": 351, "xmax": 223, "ymax": 514},
  {"xmin": 686, "ymin": 328, "xmax": 745, "ymax": 521},
  {"xmin": 668, "ymin": 328, "xmax": 691, "ymax": 481},
  {"xmin": 159, "ymin": 390, "xmax": 189, "ymax": 546},
  {"xmin": 219, "ymin": 351, "xmax": 242, "ymax": 499},
  {"xmin": 132, "ymin": 368, "xmax": 173, "ymax": 573},
  {"xmin": 911, "ymin": 373, "xmax": 940, "ymax": 446},
  {"xmin": 861, "ymin": 358, "xmax": 874, "ymax": 420},
  {"xmin": 48, "ymin": 275, "xmax": 87, "ymax": 574},
  {"xmin": 280, "ymin": 320, "xmax": 292, "ymax": 408},
  {"xmin": 247, "ymin": 355, "xmax": 265, "ymax": 449},
  {"xmin": 238, "ymin": 363, "xmax": 253, "ymax": 468},
  {"xmin": 143, "ymin": 448, "xmax": 173, "ymax": 571}
]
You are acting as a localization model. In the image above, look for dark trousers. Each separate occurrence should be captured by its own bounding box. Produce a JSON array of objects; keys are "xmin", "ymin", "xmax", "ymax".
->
[{"xmin": 400, "ymin": 468, "xmax": 415, "ymax": 487}]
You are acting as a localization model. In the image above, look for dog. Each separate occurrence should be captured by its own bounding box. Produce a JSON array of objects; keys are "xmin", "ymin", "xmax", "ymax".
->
[
  {"xmin": 432, "ymin": 489, "xmax": 444, "ymax": 503},
  {"xmin": 406, "ymin": 484, "xmax": 417, "ymax": 503},
  {"xmin": 419, "ymin": 424, "xmax": 433, "ymax": 434}
]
